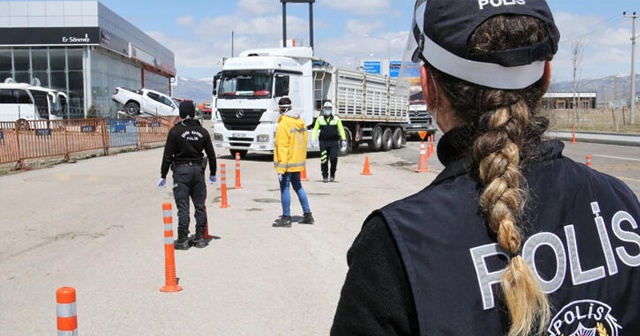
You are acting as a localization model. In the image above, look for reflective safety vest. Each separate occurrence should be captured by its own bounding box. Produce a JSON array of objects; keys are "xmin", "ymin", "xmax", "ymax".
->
[{"xmin": 312, "ymin": 115, "xmax": 346, "ymax": 142}]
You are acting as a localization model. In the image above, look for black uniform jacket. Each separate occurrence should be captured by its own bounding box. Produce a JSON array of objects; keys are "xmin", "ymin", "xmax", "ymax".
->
[
  {"xmin": 332, "ymin": 131, "xmax": 640, "ymax": 335},
  {"xmin": 160, "ymin": 119, "xmax": 216, "ymax": 179}
]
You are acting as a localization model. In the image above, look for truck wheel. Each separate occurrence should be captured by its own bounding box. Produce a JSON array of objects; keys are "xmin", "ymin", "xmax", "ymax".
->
[
  {"xmin": 381, "ymin": 128, "xmax": 393, "ymax": 151},
  {"xmin": 229, "ymin": 149, "xmax": 248, "ymax": 159},
  {"xmin": 123, "ymin": 102, "xmax": 140, "ymax": 116},
  {"xmin": 392, "ymin": 127, "xmax": 404, "ymax": 149},
  {"xmin": 368, "ymin": 126, "xmax": 383, "ymax": 151},
  {"xmin": 338, "ymin": 131, "xmax": 352, "ymax": 157}
]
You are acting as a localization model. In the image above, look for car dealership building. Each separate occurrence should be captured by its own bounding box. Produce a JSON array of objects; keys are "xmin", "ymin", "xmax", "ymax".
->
[{"xmin": 0, "ymin": 1, "xmax": 176, "ymax": 118}]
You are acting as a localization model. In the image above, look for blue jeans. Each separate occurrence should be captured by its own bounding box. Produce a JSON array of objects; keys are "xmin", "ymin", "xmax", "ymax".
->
[{"xmin": 279, "ymin": 172, "xmax": 311, "ymax": 217}]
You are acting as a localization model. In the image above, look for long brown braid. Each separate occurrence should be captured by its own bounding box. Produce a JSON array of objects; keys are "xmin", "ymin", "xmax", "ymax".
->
[{"xmin": 427, "ymin": 15, "xmax": 553, "ymax": 336}]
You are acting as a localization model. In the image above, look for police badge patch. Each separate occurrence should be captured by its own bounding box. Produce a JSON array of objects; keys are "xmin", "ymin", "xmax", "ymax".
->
[{"xmin": 548, "ymin": 300, "xmax": 622, "ymax": 336}]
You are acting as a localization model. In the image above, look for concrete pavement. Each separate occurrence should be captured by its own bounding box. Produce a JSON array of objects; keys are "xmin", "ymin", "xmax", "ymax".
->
[{"xmin": 0, "ymin": 142, "xmax": 437, "ymax": 335}]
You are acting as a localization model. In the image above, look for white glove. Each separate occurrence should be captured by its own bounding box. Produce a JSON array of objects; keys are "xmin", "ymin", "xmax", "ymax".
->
[
  {"xmin": 311, "ymin": 140, "xmax": 319, "ymax": 147},
  {"xmin": 156, "ymin": 178, "xmax": 166, "ymax": 188},
  {"xmin": 340, "ymin": 140, "xmax": 347, "ymax": 150},
  {"xmin": 278, "ymin": 174, "xmax": 283, "ymax": 182}
]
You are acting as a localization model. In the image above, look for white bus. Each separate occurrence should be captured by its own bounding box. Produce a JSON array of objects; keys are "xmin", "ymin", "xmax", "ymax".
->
[{"xmin": 0, "ymin": 79, "xmax": 68, "ymax": 129}]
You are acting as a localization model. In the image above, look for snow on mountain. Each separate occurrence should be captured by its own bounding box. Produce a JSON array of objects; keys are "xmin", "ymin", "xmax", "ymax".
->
[{"xmin": 171, "ymin": 76, "xmax": 213, "ymax": 104}]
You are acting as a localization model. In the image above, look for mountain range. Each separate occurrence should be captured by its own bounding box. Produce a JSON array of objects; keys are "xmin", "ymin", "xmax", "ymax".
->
[{"xmin": 171, "ymin": 73, "xmax": 639, "ymax": 107}]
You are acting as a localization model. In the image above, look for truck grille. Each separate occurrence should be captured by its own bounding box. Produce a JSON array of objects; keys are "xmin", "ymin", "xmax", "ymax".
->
[
  {"xmin": 218, "ymin": 108, "xmax": 266, "ymax": 131},
  {"xmin": 409, "ymin": 111, "xmax": 433, "ymax": 125}
]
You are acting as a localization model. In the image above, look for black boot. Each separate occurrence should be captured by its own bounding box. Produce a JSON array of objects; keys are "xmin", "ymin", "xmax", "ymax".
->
[
  {"xmin": 273, "ymin": 216, "xmax": 292, "ymax": 228},
  {"xmin": 300, "ymin": 212, "xmax": 315, "ymax": 224},
  {"xmin": 174, "ymin": 232, "xmax": 190, "ymax": 250},
  {"xmin": 192, "ymin": 229, "xmax": 208, "ymax": 248}
]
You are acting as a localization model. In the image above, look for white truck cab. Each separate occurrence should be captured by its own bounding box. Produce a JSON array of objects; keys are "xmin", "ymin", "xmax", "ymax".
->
[{"xmin": 212, "ymin": 47, "xmax": 315, "ymax": 158}]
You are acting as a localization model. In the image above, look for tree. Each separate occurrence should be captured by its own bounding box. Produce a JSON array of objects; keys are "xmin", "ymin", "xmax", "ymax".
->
[{"xmin": 572, "ymin": 37, "xmax": 587, "ymax": 128}]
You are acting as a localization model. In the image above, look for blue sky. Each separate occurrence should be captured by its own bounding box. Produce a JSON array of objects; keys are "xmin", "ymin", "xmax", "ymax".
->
[{"xmin": 95, "ymin": 0, "xmax": 638, "ymax": 84}]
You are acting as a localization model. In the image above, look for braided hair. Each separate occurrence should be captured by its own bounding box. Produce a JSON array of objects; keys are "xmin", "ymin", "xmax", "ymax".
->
[{"xmin": 427, "ymin": 15, "xmax": 552, "ymax": 336}]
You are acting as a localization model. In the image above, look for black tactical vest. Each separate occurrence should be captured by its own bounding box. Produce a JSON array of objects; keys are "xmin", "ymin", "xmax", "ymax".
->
[{"xmin": 380, "ymin": 141, "xmax": 640, "ymax": 335}]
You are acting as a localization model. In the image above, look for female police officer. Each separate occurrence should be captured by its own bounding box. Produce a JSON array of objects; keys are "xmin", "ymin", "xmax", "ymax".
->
[{"xmin": 331, "ymin": 1, "xmax": 640, "ymax": 335}]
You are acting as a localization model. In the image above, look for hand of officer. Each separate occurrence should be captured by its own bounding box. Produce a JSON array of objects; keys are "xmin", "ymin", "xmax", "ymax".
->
[
  {"xmin": 209, "ymin": 175, "xmax": 217, "ymax": 185},
  {"xmin": 278, "ymin": 174, "xmax": 283, "ymax": 182},
  {"xmin": 311, "ymin": 140, "xmax": 319, "ymax": 147},
  {"xmin": 341, "ymin": 140, "xmax": 347, "ymax": 150},
  {"xmin": 156, "ymin": 178, "xmax": 166, "ymax": 188}
]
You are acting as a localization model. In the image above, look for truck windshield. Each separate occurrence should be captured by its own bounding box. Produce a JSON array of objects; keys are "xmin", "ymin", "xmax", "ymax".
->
[{"xmin": 218, "ymin": 70, "xmax": 273, "ymax": 99}]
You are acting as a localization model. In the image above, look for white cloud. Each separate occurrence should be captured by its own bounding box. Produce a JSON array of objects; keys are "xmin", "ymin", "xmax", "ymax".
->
[
  {"xmin": 320, "ymin": 0, "xmax": 391, "ymax": 16},
  {"xmin": 237, "ymin": 0, "xmax": 278, "ymax": 16},
  {"xmin": 176, "ymin": 16, "xmax": 195, "ymax": 27}
]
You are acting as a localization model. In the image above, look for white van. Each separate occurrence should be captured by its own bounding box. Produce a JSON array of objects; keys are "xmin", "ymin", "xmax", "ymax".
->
[{"xmin": 0, "ymin": 79, "xmax": 68, "ymax": 128}]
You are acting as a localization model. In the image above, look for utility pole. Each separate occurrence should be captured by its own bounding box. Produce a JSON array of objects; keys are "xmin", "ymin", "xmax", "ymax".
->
[{"xmin": 624, "ymin": 11, "xmax": 638, "ymax": 124}]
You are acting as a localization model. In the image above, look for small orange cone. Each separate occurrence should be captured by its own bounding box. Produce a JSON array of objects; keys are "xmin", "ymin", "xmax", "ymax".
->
[
  {"xmin": 160, "ymin": 203, "xmax": 183, "ymax": 293},
  {"xmin": 203, "ymin": 206, "xmax": 213, "ymax": 239},
  {"xmin": 234, "ymin": 152, "xmax": 242, "ymax": 189},
  {"xmin": 572, "ymin": 126, "xmax": 577, "ymax": 144},
  {"xmin": 301, "ymin": 167, "xmax": 309, "ymax": 181},
  {"xmin": 586, "ymin": 155, "xmax": 592, "ymax": 167},
  {"xmin": 416, "ymin": 141, "xmax": 429, "ymax": 173},
  {"xmin": 360, "ymin": 156, "xmax": 373, "ymax": 175},
  {"xmin": 220, "ymin": 163, "xmax": 230, "ymax": 208}
]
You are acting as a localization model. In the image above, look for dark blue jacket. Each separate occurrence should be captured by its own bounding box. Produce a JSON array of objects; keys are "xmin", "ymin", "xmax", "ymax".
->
[{"xmin": 332, "ymin": 136, "xmax": 640, "ymax": 335}]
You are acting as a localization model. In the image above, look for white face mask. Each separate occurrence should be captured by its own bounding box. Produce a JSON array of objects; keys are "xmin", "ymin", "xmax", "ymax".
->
[{"xmin": 323, "ymin": 108, "xmax": 331, "ymax": 116}]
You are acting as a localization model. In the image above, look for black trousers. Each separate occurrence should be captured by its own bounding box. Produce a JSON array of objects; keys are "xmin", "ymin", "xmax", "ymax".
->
[
  {"xmin": 320, "ymin": 140, "xmax": 339, "ymax": 178},
  {"xmin": 172, "ymin": 164, "xmax": 207, "ymax": 236}
]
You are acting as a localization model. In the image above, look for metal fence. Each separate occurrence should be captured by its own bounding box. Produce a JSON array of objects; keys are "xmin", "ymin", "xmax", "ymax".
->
[{"xmin": 0, "ymin": 116, "xmax": 177, "ymax": 167}]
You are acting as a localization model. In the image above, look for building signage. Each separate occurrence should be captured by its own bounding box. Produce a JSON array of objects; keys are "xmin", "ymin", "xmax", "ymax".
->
[
  {"xmin": 362, "ymin": 60, "xmax": 381, "ymax": 75},
  {"xmin": 0, "ymin": 27, "xmax": 100, "ymax": 46},
  {"xmin": 389, "ymin": 60, "xmax": 402, "ymax": 78}
]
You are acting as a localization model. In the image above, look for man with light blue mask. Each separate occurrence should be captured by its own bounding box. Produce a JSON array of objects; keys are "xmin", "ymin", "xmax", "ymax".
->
[{"xmin": 311, "ymin": 101, "xmax": 347, "ymax": 183}]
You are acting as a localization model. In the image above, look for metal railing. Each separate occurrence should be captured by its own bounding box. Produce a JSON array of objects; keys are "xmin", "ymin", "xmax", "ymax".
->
[{"xmin": 0, "ymin": 116, "xmax": 177, "ymax": 167}]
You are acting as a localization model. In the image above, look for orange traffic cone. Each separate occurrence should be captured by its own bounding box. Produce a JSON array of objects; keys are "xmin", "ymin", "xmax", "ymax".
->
[
  {"xmin": 416, "ymin": 141, "xmax": 429, "ymax": 173},
  {"xmin": 220, "ymin": 163, "xmax": 230, "ymax": 208},
  {"xmin": 234, "ymin": 152, "xmax": 242, "ymax": 189},
  {"xmin": 301, "ymin": 167, "xmax": 309, "ymax": 181},
  {"xmin": 160, "ymin": 203, "xmax": 183, "ymax": 293},
  {"xmin": 203, "ymin": 206, "xmax": 213, "ymax": 239},
  {"xmin": 360, "ymin": 156, "xmax": 373, "ymax": 175},
  {"xmin": 571, "ymin": 126, "xmax": 577, "ymax": 144},
  {"xmin": 586, "ymin": 155, "xmax": 592, "ymax": 167}
]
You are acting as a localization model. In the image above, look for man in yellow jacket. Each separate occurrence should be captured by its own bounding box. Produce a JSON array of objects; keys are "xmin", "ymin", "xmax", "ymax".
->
[{"xmin": 273, "ymin": 97, "xmax": 314, "ymax": 228}]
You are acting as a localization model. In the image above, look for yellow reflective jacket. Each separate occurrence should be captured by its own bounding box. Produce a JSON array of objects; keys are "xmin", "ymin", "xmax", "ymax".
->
[{"xmin": 274, "ymin": 114, "xmax": 308, "ymax": 174}]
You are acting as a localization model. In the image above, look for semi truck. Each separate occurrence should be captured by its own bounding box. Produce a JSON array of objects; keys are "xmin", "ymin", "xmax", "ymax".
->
[{"xmin": 210, "ymin": 46, "xmax": 410, "ymax": 158}]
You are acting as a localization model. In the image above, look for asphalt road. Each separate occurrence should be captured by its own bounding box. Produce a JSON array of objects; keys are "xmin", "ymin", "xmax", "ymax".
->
[{"xmin": 1, "ymin": 134, "xmax": 638, "ymax": 335}]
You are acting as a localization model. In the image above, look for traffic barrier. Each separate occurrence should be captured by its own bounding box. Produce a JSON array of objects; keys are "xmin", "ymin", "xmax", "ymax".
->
[
  {"xmin": 203, "ymin": 205, "xmax": 213, "ymax": 239},
  {"xmin": 220, "ymin": 163, "xmax": 230, "ymax": 208},
  {"xmin": 360, "ymin": 156, "xmax": 373, "ymax": 175},
  {"xmin": 234, "ymin": 152, "xmax": 242, "ymax": 189},
  {"xmin": 300, "ymin": 167, "xmax": 309, "ymax": 181},
  {"xmin": 586, "ymin": 155, "xmax": 592, "ymax": 167},
  {"xmin": 160, "ymin": 203, "xmax": 182, "ymax": 293},
  {"xmin": 416, "ymin": 141, "xmax": 430, "ymax": 173},
  {"xmin": 56, "ymin": 287, "xmax": 78, "ymax": 336}
]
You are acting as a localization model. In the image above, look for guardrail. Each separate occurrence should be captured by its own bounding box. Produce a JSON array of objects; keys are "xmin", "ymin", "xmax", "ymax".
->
[{"xmin": 0, "ymin": 116, "xmax": 177, "ymax": 168}]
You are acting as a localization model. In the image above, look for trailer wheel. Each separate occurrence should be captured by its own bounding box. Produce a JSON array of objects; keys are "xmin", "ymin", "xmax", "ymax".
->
[
  {"xmin": 123, "ymin": 101, "xmax": 140, "ymax": 116},
  {"xmin": 369, "ymin": 126, "xmax": 383, "ymax": 151},
  {"xmin": 229, "ymin": 149, "xmax": 248, "ymax": 159},
  {"xmin": 381, "ymin": 128, "xmax": 393, "ymax": 151},
  {"xmin": 392, "ymin": 127, "xmax": 404, "ymax": 149}
]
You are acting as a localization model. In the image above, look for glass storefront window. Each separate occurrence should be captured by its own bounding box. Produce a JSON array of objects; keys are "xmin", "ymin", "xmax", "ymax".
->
[
  {"xmin": 0, "ymin": 50, "xmax": 11, "ymax": 80},
  {"xmin": 67, "ymin": 49, "xmax": 83, "ymax": 71},
  {"xmin": 13, "ymin": 49, "xmax": 30, "ymax": 72},
  {"xmin": 50, "ymin": 48, "xmax": 66, "ymax": 71}
]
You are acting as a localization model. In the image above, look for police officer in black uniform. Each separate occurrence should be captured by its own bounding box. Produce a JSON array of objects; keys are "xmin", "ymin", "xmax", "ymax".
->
[
  {"xmin": 331, "ymin": 1, "xmax": 640, "ymax": 335},
  {"xmin": 158, "ymin": 101, "xmax": 217, "ymax": 250}
]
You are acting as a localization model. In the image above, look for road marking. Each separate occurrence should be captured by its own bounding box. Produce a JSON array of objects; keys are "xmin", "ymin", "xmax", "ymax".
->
[
  {"xmin": 616, "ymin": 176, "xmax": 640, "ymax": 183},
  {"xmin": 594, "ymin": 154, "xmax": 640, "ymax": 162}
]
